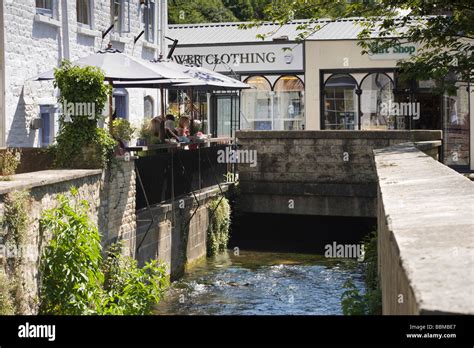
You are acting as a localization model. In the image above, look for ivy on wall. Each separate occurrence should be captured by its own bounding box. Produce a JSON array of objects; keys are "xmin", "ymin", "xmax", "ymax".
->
[
  {"xmin": 207, "ymin": 196, "xmax": 231, "ymax": 256},
  {"xmin": 0, "ymin": 190, "xmax": 31, "ymax": 314},
  {"xmin": 51, "ymin": 61, "xmax": 115, "ymax": 169}
]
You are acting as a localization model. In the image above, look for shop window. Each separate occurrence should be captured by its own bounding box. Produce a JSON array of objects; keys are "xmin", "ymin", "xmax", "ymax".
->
[
  {"xmin": 360, "ymin": 73, "xmax": 395, "ymax": 130},
  {"xmin": 323, "ymin": 74, "xmax": 358, "ymax": 130},
  {"xmin": 36, "ymin": 0, "xmax": 56, "ymax": 18},
  {"xmin": 142, "ymin": 0, "xmax": 155, "ymax": 43},
  {"xmin": 274, "ymin": 76, "xmax": 304, "ymax": 130},
  {"xmin": 77, "ymin": 0, "xmax": 92, "ymax": 26},
  {"xmin": 111, "ymin": 0, "xmax": 130, "ymax": 33},
  {"xmin": 241, "ymin": 76, "xmax": 272, "ymax": 130},
  {"xmin": 144, "ymin": 96, "xmax": 154, "ymax": 119},
  {"xmin": 443, "ymin": 83, "xmax": 470, "ymax": 166},
  {"xmin": 113, "ymin": 89, "xmax": 128, "ymax": 119}
]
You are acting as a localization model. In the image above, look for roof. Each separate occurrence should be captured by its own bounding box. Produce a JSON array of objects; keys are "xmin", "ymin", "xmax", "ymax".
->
[{"xmin": 168, "ymin": 18, "xmax": 381, "ymax": 45}]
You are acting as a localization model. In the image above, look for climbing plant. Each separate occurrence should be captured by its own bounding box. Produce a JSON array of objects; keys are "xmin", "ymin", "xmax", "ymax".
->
[
  {"xmin": 39, "ymin": 189, "xmax": 169, "ymax": 315},
  {"xmin": 207, "ymin": 196, "xmax": 231, "ymax": 256},
  {"xmin": 341, "ymin": 230, "xmax": 382, "ymax": 315},
  {"xmin": 52, "ymin": 61, "xmax": 115, "ymax": 169},
  {"xmin": 0, "ymin": 190, "xmax": 31, "ymax": 314}
]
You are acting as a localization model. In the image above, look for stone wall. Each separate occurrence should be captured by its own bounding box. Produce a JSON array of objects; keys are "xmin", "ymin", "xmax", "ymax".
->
[
  {"xmin": 236, "ymin": 130, "xmax": 442, "ymax": 217},
  {"xmin": 0, "ymin": 159, "xmax": 136, "ymax": 314},
  {"xmin": 136, "ymin": 185, "xmax": 228, "ymax": 280},
  {"xmin": 374, "ymin": 143, "xmax": 474, "ymax": 315}
]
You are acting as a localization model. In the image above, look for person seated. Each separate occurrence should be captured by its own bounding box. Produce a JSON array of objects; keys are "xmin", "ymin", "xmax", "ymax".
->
[
  {"xmin": 164, "ymin": 114, "xmax": 179, "ymax": 141},
  {"xmin": 176, "ymin": 116, "xmax": 191, "ymax": 143}
]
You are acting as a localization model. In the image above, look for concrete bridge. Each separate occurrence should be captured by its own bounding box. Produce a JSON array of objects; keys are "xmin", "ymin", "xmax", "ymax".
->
[{"xmin": 236, "ymin": 130, "xmax": 442, "ymax": 218}]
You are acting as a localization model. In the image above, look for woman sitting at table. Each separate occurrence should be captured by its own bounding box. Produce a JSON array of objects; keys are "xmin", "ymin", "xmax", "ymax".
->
[{"xmin": 176, "ymin": 116, "xmax": 191, "ymax": 143}]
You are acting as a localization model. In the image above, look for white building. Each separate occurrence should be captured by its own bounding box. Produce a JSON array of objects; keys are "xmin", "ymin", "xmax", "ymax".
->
[{"xmin": 0, "ymin": 0, "xmax": 168, "ymax": 147}]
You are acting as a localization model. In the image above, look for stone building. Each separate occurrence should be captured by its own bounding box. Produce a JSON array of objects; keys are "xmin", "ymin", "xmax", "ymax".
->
[{"xmin": 0, "ymin": 0, "xmax": 168, "ymax": 147}]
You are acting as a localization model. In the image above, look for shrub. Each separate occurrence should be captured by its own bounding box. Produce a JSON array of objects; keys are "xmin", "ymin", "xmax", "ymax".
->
[
  {"xmin": 207, "ymin": 196, "xmax": 231, "ymax": 256},
  {"xmin": 39, "ymin": 189, "xmax": 169, "ymax": 315},
  {"xmin": 112, "ymin": 119, "xmax": 135, "ymax": 142},
  {"xmin": 52, "ymin": 61, "xmax": 115, "ymax": 169},
  {"xmin": 341, "ymin": 230, "xmax": 382, "ymax": 315},
  {"xmin": 0, "ymin": 149, "xmax": 20, "ymax": 178}
]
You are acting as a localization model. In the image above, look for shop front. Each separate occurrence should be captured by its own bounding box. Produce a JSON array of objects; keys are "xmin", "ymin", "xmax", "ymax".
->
[
  {"xmin": 305, "ymin": 38, "xmax": 473, "ymax": 170},
  {"xmin": 168, "ymin": 22, "xmax": 306, "ymax": 134}
]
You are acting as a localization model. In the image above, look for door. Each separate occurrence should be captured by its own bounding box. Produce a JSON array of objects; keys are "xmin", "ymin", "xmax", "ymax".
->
[{"xmin": 211, "ymin": 94, "xmax": 240, "ymax": 138}]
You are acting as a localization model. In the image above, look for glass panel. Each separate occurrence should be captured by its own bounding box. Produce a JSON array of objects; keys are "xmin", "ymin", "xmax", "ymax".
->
[
  {"xmin": 323, "ymin": 74, "xmax": 358, "ymax": 130},
  {"xmin": 443, "ymin": 84, "xmax": 470, "ymax": 166},
  {"xmin": 143, "ymin": 0, "xmax": 155, "ymax": 42},
  {"xmin": 36, "ymin": 0, "xmax": 54, "ymax": 16},
  {"xmin": 77, "ymin": 0, "xmax": 90, "ymax": 25},
  {"xmin": 144, "ymin": 96, "xmax": 154, "ymax": 119},
  {"xmin": 241, "ymin": 76, "xmax": 272, "ymax": 130},
  {"xmin": 114, "ymin": 96, "xmax": 127, "ymax": 119},
  {"xmin": 274, "ymin": 76, "xmax": 304, "ymax": 130},
  {"xmin": 217, "ymin": 98, "xmax": 231, "ymax": 137},
  {"xmin": 112, "ymin": 0, "xmax": 121, "ymax": 32},
  {"xmin": 360, "ymin": 73, "xmax": 395, "ymax": 130}
]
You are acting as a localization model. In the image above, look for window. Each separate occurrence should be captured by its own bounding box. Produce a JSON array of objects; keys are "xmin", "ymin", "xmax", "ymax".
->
[
  {"xmin": 323, "ymin": 74, "xmax": 359, "ymax": 130},
  {"xmin": 36, "ymin": 0, "xmax": 56, "ymax": 17},
  {"xmin": 111, "ymin": 0, "xmax": 130, "ymax": 33},
  {"xmin": 142, "ymin": 0, "xmax": 155, "ymax": 43},
  {"xmin": 39, "ymin": 105, "xmax": 56, "ymax": 147},
  {"xmin": 241, "ymin": 76, "xmax": 272, "ymax": 130},
  {"xmin": 360, "ymin": 73, "xmax": 395, "ymax": 130},
  {"xmin": 113, "ymin": 89, "xmax": 128, "ymax": 119},
  {"xmin": 144, "ymin": 96, "xmax": 154, "ymax": 119},
  {"xmin": 77, "ymin": 0, "xmax": 92, "ymax": 26},
  {"xmin": 274, "ymin": 76, "xmax": 305, "ymax": 130}
]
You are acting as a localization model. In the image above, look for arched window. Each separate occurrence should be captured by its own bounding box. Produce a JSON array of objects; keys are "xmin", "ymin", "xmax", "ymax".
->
[
  {"xmin": 241, "ymin": 76, "xmax": 272, "ymax": 130},
  {"xmin": 360, "ymin": 73, "xmax": 394, "ymax": 130},
  {"xmin": 274, "ymin": 75, "xmax": 304, "ymax": 130},
  {"xmin": 323, "ymin": 74, "xmax": 358, "ymax": 130},
  {"xmin": 144, "ymin": 95, "xmax": 154, "ymax": 119}
]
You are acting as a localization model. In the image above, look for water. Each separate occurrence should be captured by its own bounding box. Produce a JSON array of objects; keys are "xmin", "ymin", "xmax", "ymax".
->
[{"xmin": 154, "ymin": 250, "xmax": 366, "ymax": 315}]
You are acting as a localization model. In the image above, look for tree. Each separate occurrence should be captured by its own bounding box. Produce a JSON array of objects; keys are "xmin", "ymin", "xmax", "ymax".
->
[
  {"xmin": 259, "ymin": 0, "xmax": 473, "ymax": 89},
  {"xmin": 168, "ymin": 0, "xmax": 238, "ymax": 24}
]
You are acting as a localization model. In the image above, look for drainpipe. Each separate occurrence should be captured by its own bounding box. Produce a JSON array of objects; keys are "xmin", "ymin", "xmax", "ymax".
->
[
  {"xmin": 60, "ymin": 0, "xmax": 70, "ymax": 61},
  {"xmin": 0, "ymin": 0, "xmax": 5, "ymax": 146}
]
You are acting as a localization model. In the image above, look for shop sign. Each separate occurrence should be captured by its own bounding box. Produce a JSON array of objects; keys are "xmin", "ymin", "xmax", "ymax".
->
[
  {"xmin": 368, "ymin": 43, "xmax": 417, "ymax": 60},
  {"xmin": 171, "ymin": 43, "xmax": 304, "ymax": 72}
]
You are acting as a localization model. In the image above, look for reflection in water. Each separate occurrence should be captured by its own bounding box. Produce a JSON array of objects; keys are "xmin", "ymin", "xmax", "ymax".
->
[{"xmin": 154, "ymin": 250, "xmax": 365, "ymax": 315}]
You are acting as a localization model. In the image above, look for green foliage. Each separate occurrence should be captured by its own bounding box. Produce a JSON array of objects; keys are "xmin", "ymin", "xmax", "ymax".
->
[
  {"xmin": 169, "ymin": 0, "xmax": 238, "ymax": 24},
  {"xmin": 138, "ymin": 122, "xmax": 162, "ymax": 145},
  {"xmin": 0, "ymin": 269, "xmax": 14, "ymax": 314},
  {"xmin": 341, "ymin": 230, "xmax": 382, "ymax": 315},
  {"xmin": 112, "ymin": 119, "xmax": 135, "ymax": 142},
  {"xmin": 52, "ymin": 61, "xmax": 115, "ymax": 169},
  {"xmin": 0, "ymin": 149, "xmax": 20, "ymax": 178},
  {"xmin": 40, "ymin": 192, "xmax": 104, "ymax": 315},
  {"xmin": 39, "ymin": 190, "xmax": 169, "ymax": 315},
  {"xmin": 101, "ymin": 243, "xmax": 169, "ymax": 315},
  {"xmin": 0, "ymin": 190, "xmax": 31, "ymax": 314},
  {"xmin": 207, "ymin": 196, "xmax": 231, "ymax": 256},
  {"xmin": 261, "ymin": 0, "xmax": 473, "ymax": 88}
]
